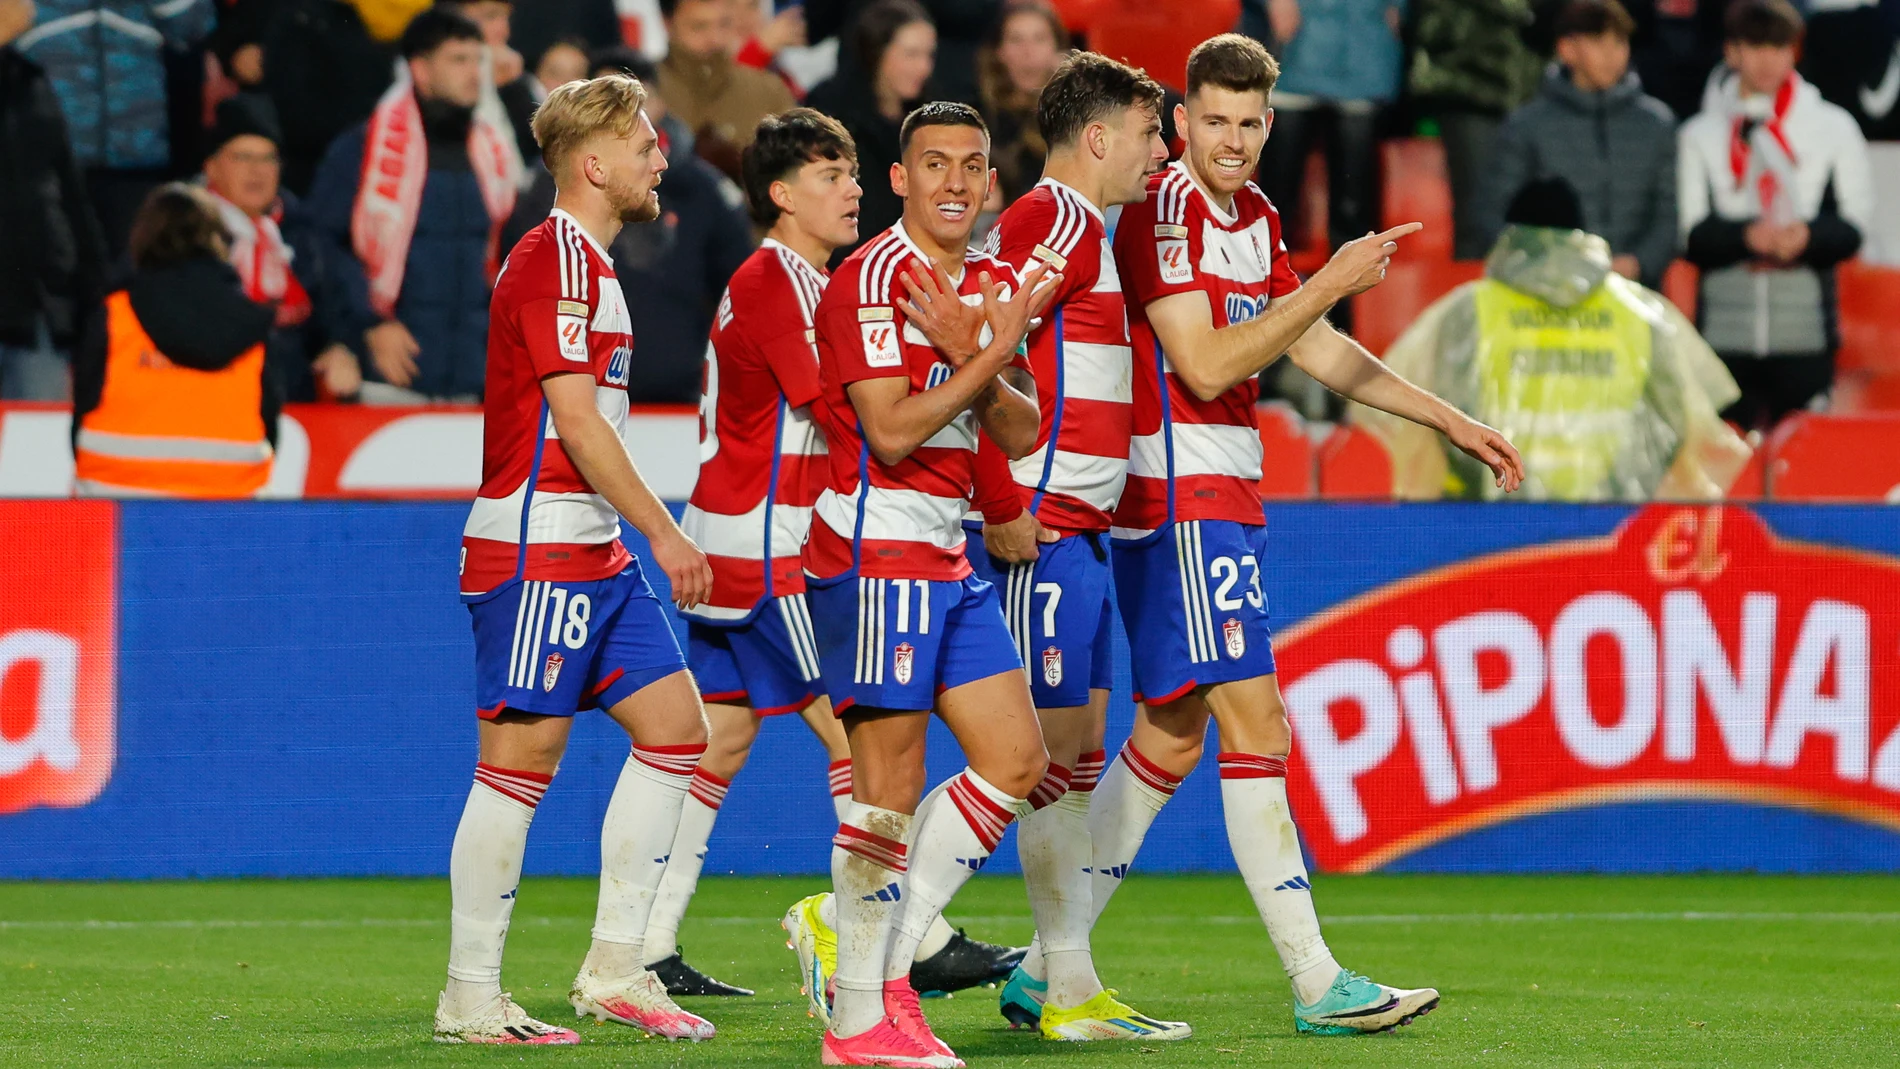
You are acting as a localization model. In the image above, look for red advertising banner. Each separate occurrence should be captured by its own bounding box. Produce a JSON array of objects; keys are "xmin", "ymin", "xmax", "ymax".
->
[
  {"xmin": 1276, "ymin": 505, "xmax": 1900, "ymax": 872},
  {"xmin": 0, "ymin": 501, "xmax": 117, "ymax": 813}
]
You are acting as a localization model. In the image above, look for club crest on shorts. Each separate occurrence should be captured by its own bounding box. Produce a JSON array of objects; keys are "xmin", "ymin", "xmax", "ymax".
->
[
  {"xmin": 892, "ymin": 642, "xmax": 915, "ymax": 685},
  {"xmin": 543, "ymin": 652, "xmax": 564, "ymax": 691},
  {"xmin": 1223, "ymin": 618, "xmax": 1246, "ymax": 660},
  {"xmin": 1042, "ymin": 646, "xmax": 1063, "ymax": 687}
]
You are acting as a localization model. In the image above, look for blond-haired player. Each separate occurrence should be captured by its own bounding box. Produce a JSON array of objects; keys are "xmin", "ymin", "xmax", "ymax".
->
[{"xmin": 436, "ymin": 73, "xmax": 718, "ymax": 1046}]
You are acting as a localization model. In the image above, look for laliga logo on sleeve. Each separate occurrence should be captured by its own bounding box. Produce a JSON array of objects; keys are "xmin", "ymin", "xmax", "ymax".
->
[
  {"xmin": 0, "ymin": 502, "xmax": 116, "ymax": 815},
  {"xmin": 1272, "ymin": 506, "xmax": 1900, "ymax": 873},
  {"xmin": 860, "ymin": 307, "xmax": 902, "ymax": 368}
]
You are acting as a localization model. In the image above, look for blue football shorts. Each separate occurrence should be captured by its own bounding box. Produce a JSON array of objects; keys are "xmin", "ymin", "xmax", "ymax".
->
[
  {"xmin": 805, "ymin": 570, "xmax": 1023, "ymax": 714},
  {"xmin": 687, "ymin": 594, "xmax": 823, "ymax": 716},
  {"xmin": 965, "ymin": 529, "xmax": 1115, "ymax": 708},
  {"xmin": 468, "ymin": 559, "xmax": 687, "ymax": 718},
  {"xmin": 1113, "ymin": 519, "xmax": 1276, "ymax": 704}
]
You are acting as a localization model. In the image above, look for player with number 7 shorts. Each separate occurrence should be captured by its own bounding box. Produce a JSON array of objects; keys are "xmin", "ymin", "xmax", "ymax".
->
[
  {"xmin": 1095, "ymin": 35, "xmax": 1525, "ymax": 1037},
  {"xmin": 961, "ymin": 53, "xmax": 1187, "ymax": 1042},
  {"xmin": 439, "ymin": 74, "xmax": 719, "ymax": 1046},
  {"xmin": 804, "ymin": 102, "xmax": 1061, "ymax": 1068}
]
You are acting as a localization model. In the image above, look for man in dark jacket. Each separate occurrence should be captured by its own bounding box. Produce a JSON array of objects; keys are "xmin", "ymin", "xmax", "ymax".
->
[
  {"xmin": 1478, "ymin": 0, "xmax": 1679, "ymax": 289},
  {"xmin": 505, "ymin": 48, "xmax": 755, "ymax": 404},
  {"xmin": 0, "ymin": 0, "xmax": 107, "ymax": 400},
  {"xmin": 305, "ymin": 8, "xmax": 517, "ymax": 402}
]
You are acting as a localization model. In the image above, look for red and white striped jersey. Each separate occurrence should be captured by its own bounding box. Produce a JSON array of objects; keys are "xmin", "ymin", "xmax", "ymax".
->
[
  {"xmin": 974, "ymin": 178, "xmax": 1132, "ymax": 533},
  {"xmin": 680, "ymin": 240, "xmax": 830, "ymax": 622},
  {"xmin": 805, "ymin": 223, "xmax": 1026, "ymax": 581},
  {"xmin": 460, "ymin": 209, "xmax": 633, "ymax": 597},
  {"xmin": 1111, "ymin": 161, "xmax": 1301, "ymax": 540}
]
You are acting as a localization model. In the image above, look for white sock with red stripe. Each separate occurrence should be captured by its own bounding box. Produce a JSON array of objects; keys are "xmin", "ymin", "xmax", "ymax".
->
[
  {"xmin": 1016, "ymin": 749, "xmax": 1105, "ymax": 985},
  {"xmin": 828, "ymin": 759, "xmax": 853, "ymax": 822},
  {"xmin": 638, "ymin": 766, "xmax": 730, "ymax": 966},
  {"xmin": 884, "ymin": 769, "xmax": 1025, "ymax": 981},
  {"xmin": 831, "ymin": 803, "xmax": 912, "ymax": 1039},
  {"xmin": 1219, "ymin": 751, "xmax": 1339, "ymax": 1004},
  {"xmin": 582, "ymin": 743, "xmax": 704, "ymax": 980},
  {"xmin": 1087, "ymin": 742, "xmax": 1183, "ymax": 926},
  {"xmin": 1017, "ymin": 763, "xmax": 1101, "ymax": 1007},
  {"xmin": 444, "ymin": 763, "xmax": 551, "ymax": 1016}
]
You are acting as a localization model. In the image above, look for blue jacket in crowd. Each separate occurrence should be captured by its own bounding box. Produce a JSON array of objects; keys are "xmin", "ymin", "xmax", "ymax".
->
[
  {"xmin": 304, "ymin": 113, "xmax": 494, "ymax": 400},
  {"xmin": 1246, "ymin": 0, "xmax": 1408, "ymax": 103},
  {"xmin": 18, "ymin": 0, "xmax": 213, "ymax": 170}
]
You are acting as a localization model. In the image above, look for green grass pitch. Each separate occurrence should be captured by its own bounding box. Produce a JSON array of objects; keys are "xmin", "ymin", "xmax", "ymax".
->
[{"xmin": 4, "ymin": 873, "xmax": 1898, "ymax": 1067}]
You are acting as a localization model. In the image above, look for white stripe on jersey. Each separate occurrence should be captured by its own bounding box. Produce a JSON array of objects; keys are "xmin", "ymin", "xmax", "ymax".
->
[
  {"xmin": 467, "ymin": 486, "xmax": 623, "ymax": 546},
  {"xmin": 1127, "ymin": 423, "xmax": 1264, "ymax": 481},
  {"xmin": 1010, "ymin": 446, "xmax": 1128, "ymax": 511},
  {"xmin": 1054, "ymin": 339, "xmax": 1133, "ymax": 404},
  {"xmin": 859, "ymin": 231, "xmax": 907, "ymax": 304}
]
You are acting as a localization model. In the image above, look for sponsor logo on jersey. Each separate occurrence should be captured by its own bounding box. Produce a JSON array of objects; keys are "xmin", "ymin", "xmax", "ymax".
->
[
  {"xmin": 1274, "ymin": 505, "xmax": 1900, "ymax": 873},
  {"xmin": 924, "ymin": 361, "xmax": 953, "ymax": 389},
  {"xmin": 605, "ymin": 344, "xmax": 631, "ymax": 386},
  {"xmin": 557, "ymin": 314, "xmax": 588, "ymax": 361},
  {"xmin": 1042, "ymin": 646, "xmax": 1064, "ymax": 687},
  {"xmin": 1224, "ymin": 618, "xmax": 1246, "ymax": 659},
  {"xmin": 542, "ymin": 652, "xmax": 564, "ymax": 692},
  {"xmin": 1226, "ymin": 292, "xmax": 1263, "ymax": 323},
  {"xmin": 893, "ymin": 641, "xmax": 915, "ymax": 685},
  {"xmin": 862, "ymin": 322, "xmax": 903, "ymax": 368},
  {"xmin": 0, "ymin": 502, "xmax": 115, "ymax": 816},
  {"xmin": 1158, "ymin": 239, "xmax": 1192, "ymax": 285}
]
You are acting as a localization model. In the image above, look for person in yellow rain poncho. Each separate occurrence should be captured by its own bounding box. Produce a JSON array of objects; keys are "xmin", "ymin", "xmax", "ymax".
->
[{"xmin": 1354, "ymin": 177, "xmax": 1750, "ymax": 501}]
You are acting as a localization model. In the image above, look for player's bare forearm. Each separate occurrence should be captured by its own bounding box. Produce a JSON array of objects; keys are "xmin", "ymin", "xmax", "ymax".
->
[
  {"xmin": 543, "ymin": 373, "xmax": 684, "ymax": 544},
  {"xmin": 1148, "ymin": 283, "xmax": 1341, "ymax": 402},
  {"xmin": 849, "ymin": 344, "xmax": 1022, "ymax": 466},
  {"xmin": 974, "ymin": 366, "xmax": 1039, "ymax": 460},
  {"xmin": 1287, "ymin": 318, "xmax": 1454, "ymax": 433}
]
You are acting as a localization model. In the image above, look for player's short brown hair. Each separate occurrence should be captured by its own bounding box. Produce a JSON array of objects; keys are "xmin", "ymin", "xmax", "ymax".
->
[
  {"xmin": 1037, "ymin": 51, "xmax": 1165, "ymax": 150},
  {"xmin": 742, "ymin": 107, "xmax": 859, "ymax": 226},
  {"xmin": 532, "ymin": 73, "xmax": 649, "ymax": 178},
  {"xmin": 1725, "ymin": 0, "xmax": 1803, "ymax": 46},
  {"xmin": 1184, "ymin": 33, "xmax": 1279, "ymax": 101}
]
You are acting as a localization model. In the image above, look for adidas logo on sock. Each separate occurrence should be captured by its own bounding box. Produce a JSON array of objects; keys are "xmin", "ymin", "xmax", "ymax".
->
[
  {"xmin": 955, "ymin": 857, "xmax": 988, "ymax": 872},
  {"xmin": 1272, "ymin": 876, "xmax": 1312, "ymax": 891},
  {"xmin": 861, "ymin": 882, "xmax": 903, "ymax": 903},
  {"xmin": 1082, "ymin": 864, "xmax": 1130, "ymax": 879}
]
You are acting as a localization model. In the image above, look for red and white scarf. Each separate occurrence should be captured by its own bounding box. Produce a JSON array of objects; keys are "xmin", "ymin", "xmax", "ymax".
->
[
  {"xmin": 1727, "ymin": 73, "xmax": 1800, "ymax": 219},
  {"xmin": 207, "ymin": 186, "xmax": 311, "ymax": 328},
  {"xmin": 351, "ymin": 77, "xmax": 517, "ymax": 320}
]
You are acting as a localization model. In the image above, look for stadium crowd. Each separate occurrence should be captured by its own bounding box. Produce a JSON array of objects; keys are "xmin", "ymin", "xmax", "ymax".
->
[{"xmin": 0, "ymin": 0, "xmax": 1894, "ymax": 493}]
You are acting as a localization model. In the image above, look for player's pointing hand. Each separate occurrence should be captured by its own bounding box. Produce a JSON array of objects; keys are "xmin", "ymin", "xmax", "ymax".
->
[
  {"xmin": 1314, "ymin": 222, "xmax": 1423, "ymax": 301},
  {"xmin": 653, "ymin": 528, "xmax": 714, "ymax": 610}
]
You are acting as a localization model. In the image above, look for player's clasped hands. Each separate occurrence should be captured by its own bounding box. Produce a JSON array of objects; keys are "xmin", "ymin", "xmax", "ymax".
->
[
  {"xmin": 652, "ymin": 528, "xmax": 714, "ymax": 611},
  {"xmin": 983, "ymin": 260, "xmax": 1063, "ymax": 350},
  {"xmin": 899, "ymin": 260, "xmax": 988, "ymax": 366},
  {"xmin": 1317, "ymin": 221, "xmax": 1425, "ymax": 299}
]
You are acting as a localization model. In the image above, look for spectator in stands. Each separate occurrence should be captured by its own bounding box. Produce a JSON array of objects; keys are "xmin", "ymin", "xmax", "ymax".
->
[
  {"xmin": 1679, "ymin": 0, "xmax": 1874, "ymax": 431},
  {"xmin": 0, "ymin": 0, "xmax": 106, "ymax": 402},
  {"xmin": 504, "ymin": 49, "xmax": 754, "ymax": 403},
  {"xmin": 534, "ymin": 35, "xmax": 591, "ymax": 93},
  {"xmin": 731, "ymin": 0, "xmax": 808, "ymax": 90},
  {"xmin": 1252, "ymin": 0, "xmax": 1404, "ymax": 281},
  {"xmin": 1408, "ymin": 0, "xmax": 1545, "ymax": 259},
  {"xmin": 1625, "ymin": 0, "xmax": 1725, "ymax": 121},
  {"xmin": 263, "ymin": 0, "xmax": 404, "ymax": 195},
  {"xmin": 440, "ymin": 0, "xmax": 538, "ymax": 175},
  {"xmin": 658, "ymin": 0, "xmax": 796, "ymax": 180},
  {"xmin": 200, "ymin": 95, "xmax": 361, "ymax": 402},
  {"xmin": 209, "ymin": 0, "xmax": 271, "ymax": 96},
  {"xmin": 72, "ymin": 183, "xmax": 278, "ymax": 498},
  {"xmin": 977, "ymin": 0, "xmax": 1066, "ymax": 207},
  {"xmin": 505, "ymin": 0, "xmax": 620, "ymax": 71},
  {"xmin": 306, "ymin": 7, "xmax": 517, "ymax": 402},
  {"xmin": 807, "ymin": 0, "xmax": 996, "ymax": 106},
  {"xmin": 806, "ymin": 0, "xmax": 933, "ymax": 251},
  {"xmin": 18, "ymin": 0, "xmax": 215, "ymax": 256},
  {"xmin": 1478, "ymin": 0, "xmax": 1678, "ymax": 290},
  {"xmin": 1357, "ymin": 177, "xmax": 1748, "ymax": 501}
]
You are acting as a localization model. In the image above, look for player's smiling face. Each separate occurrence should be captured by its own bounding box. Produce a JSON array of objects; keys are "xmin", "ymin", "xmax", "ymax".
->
[
  {"xmin": 781, "ymin": 156, "xmax": 862, "ymax": 250},
  {"xmin": 891, "ymin": 122, "xmax": 994, "ymax": 251},
  {"xmin": 1177, "ymin": 86, "xmax": 1272, "ymax": 200},
  {"xmin": 601, "ymin": 110, "xmax": 668, "ymax": 223}
]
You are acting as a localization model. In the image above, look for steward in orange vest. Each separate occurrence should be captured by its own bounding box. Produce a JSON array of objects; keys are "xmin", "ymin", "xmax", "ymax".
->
[{"xmin": 72, "ymin": 185, "xmax": 278, "ymax": 498}]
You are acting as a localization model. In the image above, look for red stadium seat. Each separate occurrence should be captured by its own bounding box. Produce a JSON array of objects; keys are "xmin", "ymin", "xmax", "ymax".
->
[
  {"xmin": 1726, "ymin": 425, "xmax": 1764, "ymax": 500},
  {"xmin": 1661, "ymin": 260, "xmax": 1697, "ymax": 320},
  {"xmin": 1380, "ymin": 138, "xmax": 1454, "ymax": 262},
  {"xmin": 1084, "ymin": 0, "xmax": 1240, "ymax": 93},
  {"xmin": 1350, "ymin": 259, "xmax": 1483, "ymax": 358},
  {"xmin": 1836, "ymin": 260, "xmax": 1900, "ymax": 375},
  {"xmin": 1256, "ymin": 402, "xmax": 1314, "ymax": 499},
  {"xmin": 1316, "ymin": 424, "xmax": 1393, "ymax": 498},
  {"xmin": 1763, "ymin": 413, "xmax": 1900, "ymax": 501}
]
